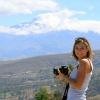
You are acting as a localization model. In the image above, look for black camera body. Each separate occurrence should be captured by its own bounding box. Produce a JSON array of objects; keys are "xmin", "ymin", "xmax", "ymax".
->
[{"xmin": 53, "ymin": 66, "xmax": 68, "ymax": 75}]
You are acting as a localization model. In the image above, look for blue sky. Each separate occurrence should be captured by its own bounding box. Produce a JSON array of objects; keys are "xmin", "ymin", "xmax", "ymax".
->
[
  {"xmin": 0, "ymin": 0, "xmax": 100, "ymax": 35},
  {"xmin": 57, "ymin": 0, "xmax": 99, "ymax": 20}
]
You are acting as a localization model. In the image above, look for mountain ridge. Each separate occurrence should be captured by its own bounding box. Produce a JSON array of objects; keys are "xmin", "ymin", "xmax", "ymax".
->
[
  {"xmin": 0, "ymin": 18, "xmax": 100, "ymax": 60},
  {"xmin": 0, "ymin": 49, "xmax": 100, "ymax": 75}
]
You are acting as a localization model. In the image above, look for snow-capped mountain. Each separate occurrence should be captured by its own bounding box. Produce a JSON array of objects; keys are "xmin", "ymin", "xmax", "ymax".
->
[{"xmin": 0, "ymin": 19, "xmax": 100, "ymax": 61}]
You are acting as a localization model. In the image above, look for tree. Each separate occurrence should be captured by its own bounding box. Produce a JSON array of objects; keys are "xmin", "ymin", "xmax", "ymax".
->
[
  {"xmin": 35, "ymin": 87, "xmax": 49, "ymax": 100},
  {"xmin": 68, "ymin": 64, "xmax": 74, "ymax": 71}
]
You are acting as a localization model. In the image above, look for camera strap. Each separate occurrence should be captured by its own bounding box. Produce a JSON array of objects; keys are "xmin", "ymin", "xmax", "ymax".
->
[
  {"xmin": 77, "ymin": 65, "xmax": 79, "ymax": 69},
  {"xmin": 62, "ymin": 83, "xmax": 69, "ymax": 100}
]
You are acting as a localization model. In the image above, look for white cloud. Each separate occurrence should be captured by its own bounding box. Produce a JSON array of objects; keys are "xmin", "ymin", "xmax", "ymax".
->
[
  {"xmin": 0, "ymin": 0, "xmax": 58, "ymax": 15},
  {"xmin": 0, "ymin": 9, "xmax": 100, "ymax": 35}
]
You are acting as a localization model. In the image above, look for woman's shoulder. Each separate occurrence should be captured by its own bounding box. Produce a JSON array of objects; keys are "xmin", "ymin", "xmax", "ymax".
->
[
  {"xmin": 79, "ymin": 58, "xmax": 90, "ymax": 66},
  {"xmin": 80, "ymin": 58, "xmax": 89, "ymax": 62},
  {"xmin": 79, "ymin": 58, "xmax": 91, "ymax": 74}
]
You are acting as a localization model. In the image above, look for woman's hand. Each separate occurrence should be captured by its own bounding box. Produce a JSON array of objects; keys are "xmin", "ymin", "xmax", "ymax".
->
[
  {"xmin": 56, "ymin": 69, "xmax": 66, "ymax": 79},
  {"xmin": 56, "ymin": 66, "xmax": 71, "ymax": 78}
]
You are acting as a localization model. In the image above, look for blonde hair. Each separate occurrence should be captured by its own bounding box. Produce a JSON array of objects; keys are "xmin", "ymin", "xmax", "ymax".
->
[{"xmin": 72, "ymin": 38, "xmax": 93, "ymax": 60}]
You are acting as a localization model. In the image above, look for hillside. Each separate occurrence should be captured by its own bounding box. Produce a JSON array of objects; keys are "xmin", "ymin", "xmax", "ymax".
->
[
  {"xmin": 87, "ymin": 94, "xmax": 100, "ymax": 100},
  {"xmin": 0, "ymin": 50, "xmax": 100, "ymax": 99},
  {"xmin": 0, "ymin": 49, "xmax": 100, "ymax": 75}
]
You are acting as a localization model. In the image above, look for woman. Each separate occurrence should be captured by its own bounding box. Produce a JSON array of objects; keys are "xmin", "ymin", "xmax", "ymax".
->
[{"xmin": 57, "ymin": 37, "xmax": 93, "ymax": 100}]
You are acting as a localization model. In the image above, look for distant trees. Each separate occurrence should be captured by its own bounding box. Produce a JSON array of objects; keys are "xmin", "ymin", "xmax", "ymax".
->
[{"xmin": 35, "ymin": 87, "xmax": 62, "ymax": 100}]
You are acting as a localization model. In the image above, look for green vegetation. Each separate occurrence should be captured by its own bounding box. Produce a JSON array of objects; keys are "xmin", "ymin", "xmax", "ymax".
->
[
  {"xmin": 0, "ymin": 93, "xmax": 6, "ymax": 99},
  {"xmin": 35, "ymin": 87, "xmax": 49, "ymax": 100},
  {"xmin": 35, "ymin": 87, "xmax": 62, "ymax": 100},
  {"xmin": 0, "ymin": 93, "xmax": 11, "ymax": 99},
  {"xmin": 68, "ymin": 64, "xmax": 74, "ymax": 71}
]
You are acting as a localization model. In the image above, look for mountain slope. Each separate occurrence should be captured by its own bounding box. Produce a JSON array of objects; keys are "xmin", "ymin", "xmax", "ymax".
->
[
  {"xmin": 87, "ymin": 94, "xmax": 100, "ymax": 100},
  {"xmin": 0, "ymin": 50, "xmax": 100, "ymax": 98},
  {"xmin": 0, "ymin": 50, "xmax": 100, "ymax": 75},
  {"xmin": 0, "ymin": 30, "xmax": 100, "ymax": 61}
]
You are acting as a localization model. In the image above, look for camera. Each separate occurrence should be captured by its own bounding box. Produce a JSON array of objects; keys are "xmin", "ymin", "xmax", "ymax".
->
[{"xmin": 53, "ymin": 66, "xmax": 68, "ymax": 75}]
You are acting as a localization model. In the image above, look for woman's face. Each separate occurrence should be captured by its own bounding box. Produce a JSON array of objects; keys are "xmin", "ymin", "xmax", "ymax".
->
[{"xmin": 75, "ymin": 42, "xmax": 88, "ymax": 60}]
